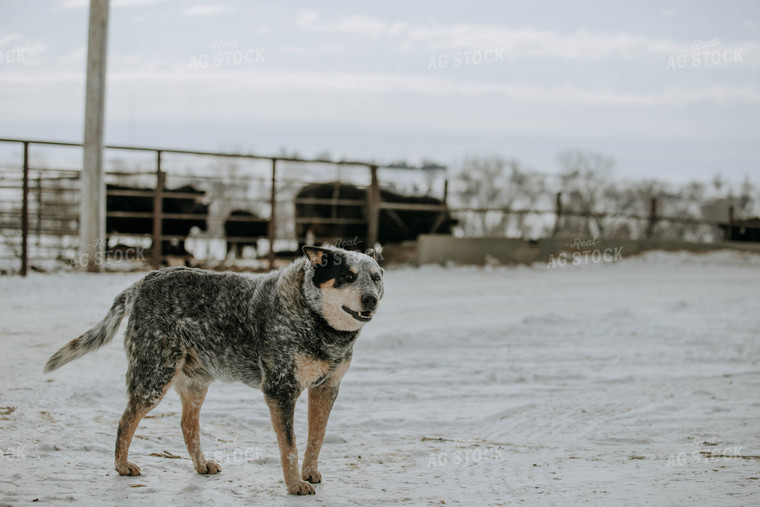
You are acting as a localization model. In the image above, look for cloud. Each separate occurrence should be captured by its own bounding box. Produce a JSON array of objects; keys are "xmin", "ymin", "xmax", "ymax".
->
[
  {"xmin": 55, "ymin": 0, "xmax": 176, "ymax": 10},
  {"xmin": 316, "ymin": 43, "xmax": 345, "ymax": 53},
  {"xmin": 296, "ymin": 12, "xmax": 760, "ymax": 65},
  {"xmin": 277, "ymin": 43, "xmax": 344, "ymax": 54},
  {"xmin": 3, "ymin": 67, "xmax": 755, "ymax": 106},
  {"xmin": 0, "ymin": 33, "xmax": 22, "ymax": 47},
  {"xmin": 116, "ymin": 71, "xmax": 760, "ymax": 105},
  {"xmin": 182, "ymin": 4, "xmax": 236, "ymax": 16},
  {"xmin": 53, "ymin": 0, "xmax": 87, "ymax": 8},
  {"xmin": 279, "ymin": 46, "xmax": 308, "ymax": 55},
  {"xmin": 296, "ymin": 10, "xmax": 320, "ymax": 28}
]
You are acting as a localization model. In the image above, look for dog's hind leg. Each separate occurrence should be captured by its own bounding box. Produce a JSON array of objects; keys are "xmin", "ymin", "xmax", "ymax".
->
[
  {"xmin": 115, "ymin": 398, "xmax": 158, "ymax": 476},
  {"xmin": 175, "ymin": 376, "xmax": 220, "ymax": 475},
  {"xmin": 115, "ymin": 354, "xmax": 182, "ymax": 476}
]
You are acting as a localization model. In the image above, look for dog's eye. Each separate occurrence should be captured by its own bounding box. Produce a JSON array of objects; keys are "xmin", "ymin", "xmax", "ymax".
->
[
  {"xmin": 371, "ymin": 273, "xmax": 381, "ymax": 282},
  {"xmin": 344, "ymin": 272, "xmax": 357, "ymax": 283}
]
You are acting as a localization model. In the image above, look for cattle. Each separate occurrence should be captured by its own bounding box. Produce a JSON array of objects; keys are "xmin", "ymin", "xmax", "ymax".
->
[
  {"xmin": 294, "ymin": 181, "xmax": 457, "ymax": 249},
  {"xmin": 224, "ymin": 209, "xmax": 269, "ymax": 258},
  {"xmin": 106, "ymin": 184, "xmax": 208, "ymax": 258},
  {"xmin": 719, "ymin": 217, "xmax": 760, "ymax": 242}
]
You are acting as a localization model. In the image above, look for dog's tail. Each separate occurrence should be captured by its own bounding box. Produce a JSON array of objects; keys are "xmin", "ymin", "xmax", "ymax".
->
[{"xmin": 43, "ymin": 284, "xmax": 138, "ymax": 373}]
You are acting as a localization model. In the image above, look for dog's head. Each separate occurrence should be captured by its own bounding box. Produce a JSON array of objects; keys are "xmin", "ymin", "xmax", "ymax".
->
[{"xmin": 302, "ymin": 246, "xmax": 384, "ymax": 332}]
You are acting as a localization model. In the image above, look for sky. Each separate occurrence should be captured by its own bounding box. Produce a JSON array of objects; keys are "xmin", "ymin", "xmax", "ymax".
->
[{"xmin": 0, "ymin": 0, "xmax": 759, "ymax": 183}]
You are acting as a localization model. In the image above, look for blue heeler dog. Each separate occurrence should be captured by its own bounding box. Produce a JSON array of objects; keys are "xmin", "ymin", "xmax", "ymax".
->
[{"xmin": 44, "ymin": 246, "xmax": 383, "ymax": 495}]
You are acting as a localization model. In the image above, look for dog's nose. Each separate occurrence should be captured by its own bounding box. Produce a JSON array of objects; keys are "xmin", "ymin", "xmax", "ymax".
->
[{"xmin": 361, "ymin": 294, "xmax": 378, "ymax": 310}]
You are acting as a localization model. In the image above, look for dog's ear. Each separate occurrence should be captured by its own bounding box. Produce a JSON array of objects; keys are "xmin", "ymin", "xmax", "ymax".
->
[
  {"xmin": 303, "ymin": 246, "xmax": 331, "ymax": 267},
  {"xmin": 365, "ymin": 248, "xmax": 377, "ymax": 261}
]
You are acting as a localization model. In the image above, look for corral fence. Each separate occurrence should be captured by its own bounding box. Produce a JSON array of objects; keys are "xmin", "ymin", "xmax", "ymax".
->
[
  {"xmin": 455, "ymin": 191, "xmax": 737, "ymax": 241},
  {"xmin": 0, "ymin": 138, "xmax": 452, "ymax": 276},
  {"xmin": 0, "ymin": 138, "xmax": 744, "ymax": 276}
]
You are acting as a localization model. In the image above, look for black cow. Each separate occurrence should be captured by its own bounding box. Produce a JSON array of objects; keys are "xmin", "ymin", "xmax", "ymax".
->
[
  {"xmin": 224, "ymin": 209, "xmax": 269, "ymax": 258},
  {"xmin": 294, "ymin": 181, "xmax": 457, "ymax": 249},
  {"xmin": 106, "ymin": 184, "xmax": 208, "ymax": 258},
  {"xmin": 719, "ymin": 217, "xmax": 760, "ymax": 242}
]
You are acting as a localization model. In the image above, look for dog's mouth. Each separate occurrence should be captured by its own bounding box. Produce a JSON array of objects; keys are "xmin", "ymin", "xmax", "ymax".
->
[{"xmin": 342, "ymin": 306, "xmax": 374, "ymax": 322}]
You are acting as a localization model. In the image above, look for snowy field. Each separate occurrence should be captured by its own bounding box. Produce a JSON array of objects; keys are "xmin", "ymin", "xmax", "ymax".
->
[{"xmin": 1, "ymin": 251, "xmax": 759, "ymax": 506}]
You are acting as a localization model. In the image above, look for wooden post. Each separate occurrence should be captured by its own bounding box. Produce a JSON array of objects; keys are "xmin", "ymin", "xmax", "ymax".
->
[
  {"xmin": 268, "ymin": 158, "xmax": 276, "ymax": 270},
  {"xmin": 151, "ymin": 152, "xmax": 164, "ymax": 270},
  {"xmin": 21, "ymin": 141, "xmax": 29, "ymax": 276},
  {"xmin": 646, "ymin": 197, "xmax": 657, "ymax": 239},
  {"xmin": 366, "ymin": 165, "xmax": 380, "ymax": 251},
  {"xmin": 727, "ymin": 205, "xmax": 735, "ymax": 241},
  {"xmin": 552, "ymin": 192, "xmax": 562, "ymax": 238},
  {"xmin": 443, "ymin": 179, "xmax": 449, "ymax": 205},
  {"xmin": 80, "ymin": 0, "xmax": 110, "ymax": 272}
]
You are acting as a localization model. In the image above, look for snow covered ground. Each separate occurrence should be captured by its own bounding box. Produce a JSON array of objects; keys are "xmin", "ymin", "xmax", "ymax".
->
[{"xmin": 1, "ymin": 251, "xmax": 759, "ymax": 506}]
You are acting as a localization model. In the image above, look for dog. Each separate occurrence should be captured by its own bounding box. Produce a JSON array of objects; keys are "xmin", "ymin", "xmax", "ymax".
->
[{"xmin": 44, "ymin": 246, "xmax": 383, "ymax": 495}]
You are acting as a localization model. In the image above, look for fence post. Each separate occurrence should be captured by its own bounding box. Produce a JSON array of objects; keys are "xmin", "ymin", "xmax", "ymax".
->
[
  {"xmin": 151, "ymin": 151, "xmax": 164, "ymax": 270},
  {"xmin": 647, "ymin": 197, "xmax": 657, "ymax": 239},
  {"xmin": 726, "ymin": 205, "xmax": 735, "ymax": 241},
  {"xmin": 36, "ymin": 173, "xmax": 42, "ymax": 247},
  {"xmin": 552, "ymin": 192, "xmax": 562, "ymax": 238},
  {"xmin": 443, "ymin": 179, "xmax": 449, "ymax": 205},
  {"xmin": 21, "ymin": 141, "xmax": 29, "ymax": 276},
  {"xmin": 268, "ymin": 158, "xmax": 277, "ymax": 270},
  {"xmin": 366, "ymin": 165, "xmax": 380, "ymax": 251}
]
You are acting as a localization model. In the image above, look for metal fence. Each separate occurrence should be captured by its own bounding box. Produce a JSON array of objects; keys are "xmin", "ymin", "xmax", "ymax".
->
[
  {"xmin": 0, "ymin": 138, "xmax": 743, "ymax": 276},
  {"xmin": 0, "ymin": 138, "xmax": 453, "ymax": 275},
  {"xmin": 451, "ymin": 191, "xmax": 733, "ymax": 240}
]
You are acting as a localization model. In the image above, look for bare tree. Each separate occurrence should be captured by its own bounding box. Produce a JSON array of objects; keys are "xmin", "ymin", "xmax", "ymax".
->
[
  {"xmin": 455, "ymin": 156, "xmax": 544, "ymax": 237},
  {"xmin": 557, "ymin": 150, "xmax": 617, "ymax": 237},
  {"xmin": 738, "ymin": 175, "xmax": 755, "ymax": 217},
  {"xmin": 662, "ymin": 181, "xmax": 711, "ymax": 241}
]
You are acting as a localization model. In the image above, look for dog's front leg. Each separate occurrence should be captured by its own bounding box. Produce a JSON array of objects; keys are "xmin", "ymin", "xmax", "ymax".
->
[
  {"xmin": 265, "ymin": 395, "xmax": 315, "ymax": 495},
  {"xmin": 302, "ymin": 383, "xmax": 339, "ymax": 483}
]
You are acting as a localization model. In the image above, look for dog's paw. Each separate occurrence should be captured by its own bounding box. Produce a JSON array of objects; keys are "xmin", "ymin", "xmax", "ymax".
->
[
  {"xmin": 287, "ymin": 480, "xmax": 316, "ymax": 495},
  {"xmin": 115, "ymin": 461, "xmax": 142, "ymax": 476},
  {"xmin": 196, "ymin": 459, "xmax": 221, "ymax": 475},
  {"xmin": 302, "ymin": 468, "xmax": 322, "ymax": 484}
]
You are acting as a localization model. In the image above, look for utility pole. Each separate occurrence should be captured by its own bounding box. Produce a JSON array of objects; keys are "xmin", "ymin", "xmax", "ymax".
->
[{"xmin": 80, "ymin": 0, "xmax": 110, "ymax": 272}]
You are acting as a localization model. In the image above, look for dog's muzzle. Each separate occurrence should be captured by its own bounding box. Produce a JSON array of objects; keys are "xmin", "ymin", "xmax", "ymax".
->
[{"xmin": 342, "ymin": 306, "xmax": 373, "ymax": 322}]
